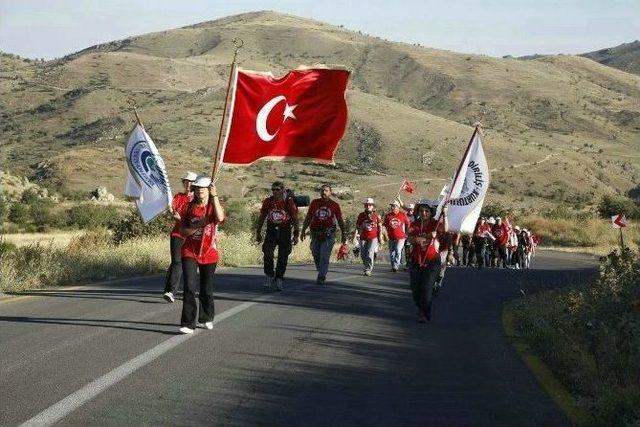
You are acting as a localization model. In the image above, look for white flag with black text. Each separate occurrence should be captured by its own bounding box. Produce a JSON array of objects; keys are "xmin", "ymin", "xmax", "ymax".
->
[
  {"xmin": 124, "ymin": 124, "xmax": 172, "ymax": 223},
  {"xmin": 436, "ymin": 131, "xmax": 490, "ymax": 233}
]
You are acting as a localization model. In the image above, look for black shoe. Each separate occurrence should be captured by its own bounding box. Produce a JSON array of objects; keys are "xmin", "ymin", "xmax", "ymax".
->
[
  {"xmin": 391, "ymin": 268, "xmax": 397, "ymax": 273},
  {"xmin": 425, "ymin": 302, "xmax": 432, "ymax": 322}
]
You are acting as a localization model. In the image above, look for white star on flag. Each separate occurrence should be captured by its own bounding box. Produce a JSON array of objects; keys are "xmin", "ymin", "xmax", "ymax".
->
[{"xmin": 283, "ymin": 103, "xmax": 297, "ymax": 121}]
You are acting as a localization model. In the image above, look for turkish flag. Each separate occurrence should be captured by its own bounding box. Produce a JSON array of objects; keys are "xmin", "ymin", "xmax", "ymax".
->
[
  {"xmin": 221, "ymin": 68, "xmax": 350, "ymax": 165},
  {"xmin": 401, "ymin": 179, "xmax": 415, "ymax": 194},
  {"xmin": 611, "ymin": 214, "xmax": 629, "ymax": 228}
]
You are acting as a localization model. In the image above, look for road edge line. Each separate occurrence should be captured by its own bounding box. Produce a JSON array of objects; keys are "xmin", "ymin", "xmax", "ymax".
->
[{"xmin": 501, "ymin": 305, "xmax": 590, "ymax": 426}]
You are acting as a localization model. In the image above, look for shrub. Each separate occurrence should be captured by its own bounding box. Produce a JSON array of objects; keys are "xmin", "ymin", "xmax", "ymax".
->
[
  {"xmin": 20, "ymin": 188, "xmax": 40, "ymax": 204},
  {"xmin": 111, "ymin": 208, "xmax": 173, "ymax": 244},
  {"xmin": 481, "ymin": 203, "xmax": 507, "ymax": 219},
  {"xmin": 598, "ymin": 195, "xmax": 639, "ymax": 220},
  {"xmin": 8, "ymin": 203, "xmax": 30, "ymax": 227},
  {"xmin": 29, "ymin": 198, "xmax": 58, "ymax": 232},
  {"xmin": 223, "ymin": 200, "xmax": 257, "ymax": 235},
  {"xmin": 66, "ymin": 204, "xmax": 123, "ymax": 229},
  {"xmin": 0, "ymin": 192, "xmax": 8, "ymax": 223}
]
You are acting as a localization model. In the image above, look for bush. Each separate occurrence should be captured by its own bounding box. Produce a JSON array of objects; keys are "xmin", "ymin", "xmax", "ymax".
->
[
  {"xmin": 223, "ymin": 200, "xmax": 257, "ymax": 235},
  {"xmin": 598, "ymin": 195, "xmax": 639, "ymax": 220},
  {"xmin": 66, "ymin": 229, "xmax": 112, "ymax": 253},
  {"xmin": 481, "ymin": 203, "xmax": 507, "ymax": 219},
  {"xmin": 20, "ymin": 188, "xmax": 40, "ymax": 204},
  {"xmin": 507, "ymin": 249, "xmax": 640, "ymax": 426},
  {"xmin": 0, "ymin": 192, "xmax": 8, "ymax": 223},
  {"xmin": 8, "ymin": 203, "xmax": 30, "ymax": 227},
  {"xmin": 111, "ymin": 209, "xmax": 173, "ymax": 244},
  {"xmin": 66, "ymin": 204, "xmax": 123, "ymax": 229},
  {"xmin": 30, "ymin": 198, "xmax": 60, "ymax": 232}
]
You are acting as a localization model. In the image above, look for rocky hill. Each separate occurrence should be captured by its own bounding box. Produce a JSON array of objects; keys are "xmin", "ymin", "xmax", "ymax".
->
[
  {"xmin": 1, "ymin": 11, "xmax": 638, "ymax": 213},
  {"xmin": 582, "ymin": 40, "xmax": 640, "ymax": 76}
]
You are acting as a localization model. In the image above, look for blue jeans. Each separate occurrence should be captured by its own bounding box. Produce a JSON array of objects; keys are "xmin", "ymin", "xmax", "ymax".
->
[
  {"xmin": 388, "ymin": 238, "xmax": 405, "ymax": 270},
  {"xmin": 360, "ymin": 239, "xmax": 378, "ymax": 273},
  {"xmin": 310, "ymin": 235, "xmax": 335, "ymax": 280}
]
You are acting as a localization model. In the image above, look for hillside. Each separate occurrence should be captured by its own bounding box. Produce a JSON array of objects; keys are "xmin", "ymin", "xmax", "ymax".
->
[
  {"xmin": 1, "ymin": 11, "xmax": 639, "ymax": 215},
  {"xmin": 582, "ymin": 40, "xmax": 640, "ymax": 76}
]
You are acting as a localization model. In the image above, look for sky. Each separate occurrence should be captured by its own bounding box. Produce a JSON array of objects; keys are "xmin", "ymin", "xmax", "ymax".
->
[{"xmin": 0, "ymin": 0, "xmax": 638, "ymax": 59}]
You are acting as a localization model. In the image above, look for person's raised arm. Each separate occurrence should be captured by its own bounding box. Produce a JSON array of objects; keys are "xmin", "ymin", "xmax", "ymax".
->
[{"xmin": 210, "ymin": 185, "xmax": 225, "ymax": 223}]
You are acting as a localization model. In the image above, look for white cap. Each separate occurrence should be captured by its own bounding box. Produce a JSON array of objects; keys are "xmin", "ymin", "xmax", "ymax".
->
[
  {"xmin": 496, "ymin": 216, "xmax": 502, "ymax": 221},
  {"xmin": 514, "ymin": 225, "xmax": 521, "ymax": 231},
  {"xmin": 390, "ymin": 200, "xmax": 400, "ymax": 206},
  {"xmin": 192, "ymin": 175, "xmax": 212, "ymax": 188},
  {"xmin": 181, "ymin": 171, "xmax": 198, "ymax": 181},
  {"xmin": 363, "ymin": 197, "xmax": 375, "ymax": 205},
  {"xmin": 407, "ymin": 203, "xmax": 415, "ymax": 209},
  {"xmin": 488, "ymin": 217, "xmax": 496, "ymax": 224}
]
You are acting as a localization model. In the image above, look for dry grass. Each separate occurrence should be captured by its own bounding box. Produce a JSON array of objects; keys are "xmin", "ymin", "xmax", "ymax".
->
[
  {"xmin": 519, "ymin": 215, "xmax": 640, "ymax": 254},
  {"xmin": 0, "ymin": 230, "xmax": 315, "ymax": 293},
  {"xmin": 3, "ymin": 231, "xmax": 85, "ymax": 248}
]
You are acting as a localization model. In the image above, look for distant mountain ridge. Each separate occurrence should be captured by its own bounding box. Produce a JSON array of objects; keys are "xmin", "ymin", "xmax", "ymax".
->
[
  {"xmin": 581, "ymin": 40, "xmax": 640, "ymax": 76},
  {"xmin": 0, "ymin": 11, "xmax": 638, "ymax": 213}
]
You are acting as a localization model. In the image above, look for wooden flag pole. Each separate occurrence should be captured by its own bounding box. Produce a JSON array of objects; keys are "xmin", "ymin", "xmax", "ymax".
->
[
  {"xmin": 437, "ymin": 122, "xmax": 483, "ymax": 222},
  {"xmin": 127, "ymin": 99, "xmax": 143, "ymax": 128},
  {"xmin": 619, "ymin": 227, "xmax": 625, "ymax": 249},
  {"xmin": 211, "ymin": 38, "xmax": 244, "ymax": 182}
]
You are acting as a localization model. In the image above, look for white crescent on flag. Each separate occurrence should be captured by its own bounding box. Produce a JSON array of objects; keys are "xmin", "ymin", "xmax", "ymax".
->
[{"xmin": 611, "ymin": 214, "xmax": 629, "ymax": 228}]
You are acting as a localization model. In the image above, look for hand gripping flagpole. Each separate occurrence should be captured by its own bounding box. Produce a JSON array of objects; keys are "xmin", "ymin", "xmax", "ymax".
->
[
  {"xmin": 437, "ymin": 122, "xmax": 483, "ymax": 223},
  {"xmin": 127, "ymin": 98, "xmax": 143, "ymax": 128},
  {"xmin": 211, "ymin": 38, "xmax": 244, "ymax": 183}
]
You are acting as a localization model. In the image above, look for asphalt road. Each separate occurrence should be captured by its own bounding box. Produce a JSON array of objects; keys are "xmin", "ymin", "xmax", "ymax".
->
[{"xmin": 0, "ymin": 250, "xmax": 598, "ymax": 427}]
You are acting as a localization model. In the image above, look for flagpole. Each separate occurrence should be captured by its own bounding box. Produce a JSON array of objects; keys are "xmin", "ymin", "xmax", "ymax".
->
[
  {"xmin": 128, "ymin": 99, "xmax": 143, "ymax": 127},
  {"xmin": 211, "ymin": 38, "xmax": 244, "ymax": 182},
  {"xmin": 619, "ymin": 227, "xmax": 625, "ymax": 249},
  {"xmin": 437, "ymin": 122, "xmax": 482, "ymax": 222}
]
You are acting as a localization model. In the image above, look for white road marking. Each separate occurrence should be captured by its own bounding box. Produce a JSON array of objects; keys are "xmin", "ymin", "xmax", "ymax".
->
[{"xmin": 19, "ymin": 273, "xmax": 362, "ymax": 427}]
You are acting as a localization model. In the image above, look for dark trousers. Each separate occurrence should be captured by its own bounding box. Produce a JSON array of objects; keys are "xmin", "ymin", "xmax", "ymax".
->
[
  {"xmin": 462, "ymin": 245, "xmax": 470, "ymax": 266},
  {"xmin": 180, "ymin": 258, "xmax": 217, "ymax": 329},
  {"xmin": 409, "ymin": 259, "xmax": 441, "ymax": 317},
  {"xmin": 474, "ymin": 239, "xmax": 487, "ymax": 268},
  {"xmin": 496, "ymin": 245, "xmax": 508, "ymax": 268},
  {"xmin": 262, "ymin": 225, "xmax": 292, "ymax": 279},
  {"xmin": 164, "ymin": 235, "xmax": 184, "ymax": 293}
]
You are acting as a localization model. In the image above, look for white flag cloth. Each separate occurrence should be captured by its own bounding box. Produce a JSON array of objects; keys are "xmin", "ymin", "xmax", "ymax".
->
[
  {"xmin": 436, "ymin": 131, "xmax": 490, "ymax": 233},
  {"xmin": 124, "ymin": 124, "xmax": 172, "ymax": 223}
]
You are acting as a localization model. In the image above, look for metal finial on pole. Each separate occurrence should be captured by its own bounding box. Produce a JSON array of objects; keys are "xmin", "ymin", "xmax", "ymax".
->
[{"xmin": 128, "ymin": 98, "xmax": 143, "ymax": 127}]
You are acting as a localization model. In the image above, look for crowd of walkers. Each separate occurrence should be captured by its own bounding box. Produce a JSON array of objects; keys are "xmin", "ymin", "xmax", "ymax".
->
[{"xmin": 162, "ymin": 174, "xmax": 539, "ymax": 332}]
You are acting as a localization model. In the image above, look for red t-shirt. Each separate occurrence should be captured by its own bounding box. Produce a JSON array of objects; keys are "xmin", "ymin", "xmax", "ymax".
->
[
  {"xmin": 260, "ymin": 196, "xmax": 298, "ymax": 226},
  {"xmin": 181, "ymin": 202, "xmax": 221, "ymax": 264},
  {"xmin": 308, "ymin": 198, "xmax": 343, "ymax": 230},
  {"xmin": 356, "ymin": 211, "xmax": 382, "ymax": 240},
  {"xmin": 383, "ymin": 211, "xmax": 410, "ymax": 240},
  {"xmin": 492, "ymin": 223, "xmax": 510, "ymax": 247},
  {"xmin": 474, "ymin": 223, "xmax": 492, "ymax": 238},
  {"xmin": 170, "ymin": 192, "xmax": 193, "ymax": 238},
  {"xmin": 409, "ymin": 218, "xmax": 443, "ymax": 266}
]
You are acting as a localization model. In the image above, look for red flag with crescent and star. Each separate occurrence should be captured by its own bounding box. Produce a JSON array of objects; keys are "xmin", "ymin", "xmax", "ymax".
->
[{"xmin": 220, "ymin": 68, "xmax": 350, "ymax": 165}]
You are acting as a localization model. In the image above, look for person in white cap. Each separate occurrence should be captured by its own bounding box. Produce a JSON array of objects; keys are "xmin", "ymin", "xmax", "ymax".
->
[
  {"xmin": 383, "ymin": 200, "xmax": 410, "ymax": 272},
  {"xmin": 178, "ymin": 175, "xmax": 225, "ymax": 334},
  {"xmin": 162, "ymin": 171, "xmax": 197, "ymax": 303},
  {"xmin": 356, "ymin": 197, "xmax": 383, "ymax": 276}
]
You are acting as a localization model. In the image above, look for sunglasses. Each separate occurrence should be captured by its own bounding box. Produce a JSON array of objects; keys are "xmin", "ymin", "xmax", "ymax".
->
[{"xmin": 271, "ymin": 187, "xmax": 283, "ymax": 191}]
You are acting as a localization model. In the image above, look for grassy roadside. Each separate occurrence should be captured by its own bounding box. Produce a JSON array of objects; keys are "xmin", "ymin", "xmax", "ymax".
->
[
  {"xmin": 503, "ymin": 249, "xmax": 640, "ymax": 426},
  {"xmin": 0, "ymin": 231, "xmax": 314, "ymax": 293}
]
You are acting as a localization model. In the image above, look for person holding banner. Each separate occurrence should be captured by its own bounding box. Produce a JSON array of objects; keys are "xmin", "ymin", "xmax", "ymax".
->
[
  {"xmin": 408, "ymin": 203, "xmax": 449, "ymax": 323},
  {"xmin": 301, "ymin": 184, "xmax": 347, "ymax": 285},
  {"xmin": 256, "ymin": 181, "xmax": 299, "ymax": 291},
  {"xmin": 178, "ymin": 175, "xmax": 225, "ymax": 334},
  {"xmin": 162, "ymin": 171, "xmax": 196, "ymax": 303}
]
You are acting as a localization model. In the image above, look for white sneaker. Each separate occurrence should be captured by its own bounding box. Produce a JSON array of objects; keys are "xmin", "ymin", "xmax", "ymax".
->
[
  {"xmin": 364, "ymin": 270, "xmax": 372, "ymax": 277},
  {"xmin": 163, "ymin": 292, "xmax": 175, "ymax": 303},
  {"xmin": 275, "ymin": 278, "xmax": 284, "ymax": 291},
  {"xmin": 204, "ymin": 322, "xmax": 213, "ymax": 330},
  {"xmin": 263, "ymin": 276, "xmax": 273, "ymax": 289},
  {"xmin": 179, "ymin": 326, "xmax": 194, "ymax": 334}
]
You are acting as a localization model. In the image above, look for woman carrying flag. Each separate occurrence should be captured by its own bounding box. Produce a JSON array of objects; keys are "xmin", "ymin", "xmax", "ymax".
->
[
  {"xmin": 408, "ymin": 202, "xmax": 449, "ymax": 323},
  {"xmin": 178, "ymin": 175, "xmax": 225, "ymax": 334}
]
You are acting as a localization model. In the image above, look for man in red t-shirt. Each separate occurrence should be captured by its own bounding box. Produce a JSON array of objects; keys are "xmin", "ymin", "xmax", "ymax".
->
[
  {"xmin": 492, "ymin": 216, "xmax": 510, "ymax": 268},
  {"xmin": 163, "ymin": 171, "xmax": 196, "ymax": 303},
  {"xmin": 256, "ymin": 181, "xmax": 299, "ymax": 291},
  {"xmin": 301, "ymin": 184, "xmax": 347, "ymax": 285},
  {"xmin": 356, "ymin": 197, "xmax": 383, "ymax": 276},
  {"xmin": 383, "ymin": 200, "xmax": 410, "ymax": 272},
  {"xmin": 473, "ymin": 217, "xmax": 493, "ymax": 268}
]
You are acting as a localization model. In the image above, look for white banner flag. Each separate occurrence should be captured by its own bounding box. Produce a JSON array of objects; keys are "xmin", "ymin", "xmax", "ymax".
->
[
  {"xmin": 437, "ymin": 131, "xmax": 490, "ymax": 233},
  {"xmin": 124, "ymin": 124, "xmax": 172, "ymax": 223}
]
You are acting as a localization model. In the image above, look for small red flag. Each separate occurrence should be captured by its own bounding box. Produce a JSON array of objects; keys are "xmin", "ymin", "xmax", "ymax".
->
[
  {"xmin": 612, "ymin": 214, "xmax": 629, "ymax": 228},
  {"xmin": 401, "ymin": 179, "xmax": 415, "ymax": 194},
  {"xmin": 221, "ymin": 68, "xmax": 350, "ymax": 165},
  {"xmin": 336, "ymin": 243, "xmax": 349, "ymax": 260}
]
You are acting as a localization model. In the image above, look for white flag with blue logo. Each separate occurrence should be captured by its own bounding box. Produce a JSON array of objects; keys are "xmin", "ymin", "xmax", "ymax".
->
[{"xmin": 124, "ymin": 124, "xmax": 172, "ymax": 223}]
